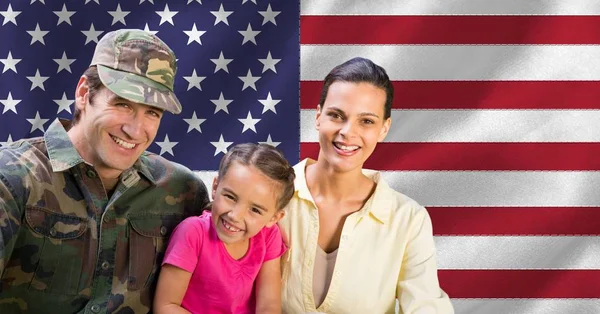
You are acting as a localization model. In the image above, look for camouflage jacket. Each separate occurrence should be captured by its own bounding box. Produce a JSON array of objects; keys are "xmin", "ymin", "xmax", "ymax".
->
[{"xmin": 0, "ymin": 119, "xmax": 209, "ymax": 314}]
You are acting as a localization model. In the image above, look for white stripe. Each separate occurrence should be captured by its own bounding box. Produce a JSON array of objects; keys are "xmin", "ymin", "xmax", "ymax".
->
[
  {"xmin": 451, "ymin": 299, "xmax": 600, "ymax": 314},
  {"xmin": 199, "ymin": 171, "xmax": 600, "ymax": 207},
  {"xmin": 301, "ymin": 0, "xmax": 600, "ymax": 16},
  {"xmin": 300, "ymin": 109, "xmax": 600, "ymax": 143},
  {"xmin": 382, "ymin": 171, "xmax": 600, "ymax": 207},
  {"xmin": 436, "ymin": 236, "xmax": 600, "ymax": 269},
  {"xmin": 301, "ymin": 45, "xmax": 600, "ymax": 81}
]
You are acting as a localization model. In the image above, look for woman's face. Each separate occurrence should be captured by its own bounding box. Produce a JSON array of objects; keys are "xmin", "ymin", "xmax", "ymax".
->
[{"xmin": 316, "ymin": 81, "xmax": 391, "ymax": 173}]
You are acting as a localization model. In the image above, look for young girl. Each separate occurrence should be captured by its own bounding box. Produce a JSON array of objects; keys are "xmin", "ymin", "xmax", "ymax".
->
[{"xmin": 154, "ymin": 143, "xmax": 295, "ymax": 314}]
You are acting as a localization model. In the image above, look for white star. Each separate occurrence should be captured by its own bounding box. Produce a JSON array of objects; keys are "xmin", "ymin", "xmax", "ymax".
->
[
  {"xmin": 140, "ymin": 0, "xmax": 154, "ymax": 3},
  {"xmin": 53, "ymin": 92, "xmax": 73, "ymax": 114},
  {"xmin": 238, "ymin": 69, "xmax": 261, "ymax": 91},
  {"xmin": 242, "ymin": 0, "xmax": 257, "ymax": 4},
  {"xmin": 238, "ymin": 23, "xmax": 260, "ymax": 45},
  {"xmin": 0, "ymin": 92, "xmax": 21, "ymax": 114},
  {"xmin": 85, "ymin": 0, "xmax": 100, "ymax": 4},
  {"xmin": 183, "ymin": 112, "xmax": 206, "ymax": 133},
  {"xmin": 259, "ymin": 4, "xmax": 280, "ymax": 26},
  {"xmin": 259, "ymin": 92, "xmax": 281, "ymax": 114},
  {"xmin": 0, "ymin": 51, "xmax": 21, "ymax": 74},
  {"xmin": 1, "ymin": 4, "xmax": 21, "ymax": 26},
  {"xmin": 187, "ymin": 0, "xmax": 202, "ymax": 3},
  {"xmin": 156, "ymin": 4, "xmax": 178, "ymax": 26},
  {"xmin": 238, "ymin": 111, "xmax": 261, "ymax": 133},
  {"xmin": 0, "ymin": 134, "xmax": 13, "ymax": 147},
  {"xmin": 108, "ymin": 4, "xmax": 130, "ymax": 26},
  {"xmin": 27, "ymin": 23, "xmax": 49, "ymax": 45},
  {"xmin": 27, "ymin": 70, "xmax": 49, "ymax": 91},
  {"xmin": 210, "ymin": 92, "xmax": 233, "ymax": 114},
  {"xmin": 210, "ymin": 135, "xmax": 233, "ymax": 156},
  {"xmin": 53, "ymin": 4, "xmax": 75, "ymax": 26},
  {"xmin": 183, "ymin": 23, "xmax": 206, "ymax": 45},
  {"xmin": 81, "ymin": 23, "xmax": 103, "ymax": 45},
  {"xmin": 30, "ymin": 0, "xmax": 45, "ymax": 4},
  {"xmin": 259, "ymin": 51, "xmax": 281, "ymax": 74},
  {"xmin": 259, "ymin": 134, "xmax": 280, "ymax": 148},
  {"xmin": 27, "ymin": 112, "xmax": 49, "ymax": 133},
  {"xmin": 183, "ymin": 69, "xmax": 206, "ymax": 91},
  {"xmin": 210, "ymin": 51, "xmax": 233, "ymax": 73},
  {"xmin": 155, "ymin": 134, "xmax": 178, "ymax": 156},
  {"xmin": 211, "ymin": 4, "xmax": 233, "ymax": 26},
  {"xmin": 53, "ymin": 52, "xmax": 76, "ymax": 74},
  {"xmin": 143, "ymin": 23, "xmax": 158, "ymax": 35}
]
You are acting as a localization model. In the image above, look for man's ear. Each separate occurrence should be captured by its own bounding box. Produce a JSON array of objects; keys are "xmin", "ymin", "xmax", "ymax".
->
[
  {"xmin": 266, "ymin": 210, "xmax": 285, "ymax": 228},
  {"xmin": 211, "ymin": 176, "xmax": 219, "ymax": 200},
  {"xmin": 315, "ymin": 104, "xmax": 322, "ymax": 130},
  {"xmin": 75, "ymin": 76, "xmax": 90, "ymax": 112}
]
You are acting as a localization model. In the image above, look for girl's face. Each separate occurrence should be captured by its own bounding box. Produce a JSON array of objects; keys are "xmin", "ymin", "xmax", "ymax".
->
[
  {"xmin": 211, "ymin": 162, "xmax": 284, "ymax": 245},
  {"xmin": 316, "ymin": 81, "xmax": 391, "ymax": 173}
]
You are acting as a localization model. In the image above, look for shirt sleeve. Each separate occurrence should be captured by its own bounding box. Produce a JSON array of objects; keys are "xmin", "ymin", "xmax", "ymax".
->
[
  {"xmin": 263, "ymin": 223, "xmax": 287, "ymax": 262},
  {"xmin": 162, "ymin": 216, "xmax": 204, "ymax": 273},
  {"xmin": 396, "ymin": 207, "xmax": 454, "ymax": 313},
  {"xmin": 0, "ymin": 173, "xmax": 24, "ymax": 277}
]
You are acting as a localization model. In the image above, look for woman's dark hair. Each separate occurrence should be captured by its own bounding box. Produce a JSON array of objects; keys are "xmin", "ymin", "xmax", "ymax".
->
[
  {"xmin": 318, "ymin": 57, "xmax": 393, "ymax": 120},
  {"xmin": 72, "ymin": 66, "xmax": 104, "ymax": 124},
  {"xmin": 217, "ymin": 143, "xmax": 295, "ymax": 210}
]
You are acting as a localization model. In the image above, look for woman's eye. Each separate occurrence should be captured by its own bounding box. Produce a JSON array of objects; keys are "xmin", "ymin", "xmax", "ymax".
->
[
  {"xmin": 251, "ymin": 208, "xmax": 262, "ymax": 215},
  {"xmin": 363, "ymin": 119, "xmax": 374, "ymax": 124},
  {"xmin": 225, "ymin": 194, "xmax": 235, "ymax": 200},
  {"xmin": 116, "ymin": 103, "xmax": 130, "ymax": 108}
]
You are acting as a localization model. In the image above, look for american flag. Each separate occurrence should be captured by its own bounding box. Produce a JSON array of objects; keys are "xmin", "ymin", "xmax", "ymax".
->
[{"xmin": 1, "ymin": 0, "xmax": 598, "ymax": 313}]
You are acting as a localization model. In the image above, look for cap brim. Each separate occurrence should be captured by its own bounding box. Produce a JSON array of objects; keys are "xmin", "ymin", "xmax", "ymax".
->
[{"xmin": 97, "ymin": 65, "xmax": 182, "ymax": 114}]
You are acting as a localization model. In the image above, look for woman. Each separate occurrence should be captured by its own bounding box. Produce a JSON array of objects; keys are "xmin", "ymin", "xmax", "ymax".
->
[{"xmin": 279, "ymin": 57, "xmax": 453, "ymax": 313}]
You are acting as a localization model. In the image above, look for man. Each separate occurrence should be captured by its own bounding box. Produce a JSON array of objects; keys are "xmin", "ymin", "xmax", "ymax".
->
[{"xmin": 0, "ymin": 29, "xmax": 209, "ymax": 313}]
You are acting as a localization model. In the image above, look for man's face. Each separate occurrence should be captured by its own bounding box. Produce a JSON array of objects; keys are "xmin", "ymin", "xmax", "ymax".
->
[{"xmin": 73, "ymin": 82, "xmax": 163, "ymax": 178}]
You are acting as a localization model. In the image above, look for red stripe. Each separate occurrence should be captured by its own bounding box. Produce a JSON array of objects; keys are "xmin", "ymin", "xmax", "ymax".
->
[
  {"xmin": 439, "ymin": 270, "xmax": 600, "ymax": 298},
  {"xmin": 300, "ymin": 143, "xmax": 600, "ymax": 171},
  {"xmin": 300, "ymin": 81, "xmax": 600, "ymax": 109},
  {"xmin": 301, "ymin": 15, "xmax": 600, "ymax": 44},
  {"xmin": 429, "ymin": 207, "xmax": 600, "ymax": 236}
]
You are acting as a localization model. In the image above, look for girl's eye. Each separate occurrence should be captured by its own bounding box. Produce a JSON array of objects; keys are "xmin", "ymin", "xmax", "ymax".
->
[
  {"xmin": 225, "ymin": 194, "xmax": 235, "ymax": 200},
  {"xmin": 116, "ymin": 103, "xmax": 130, "ymax": 108},
  {"xmin": 363, "ymin": 119, "xmax": 374, "ymax": 124},
  {"xmin": 251, "ymin": 208, "xmax": 262, "ymax": 215}
]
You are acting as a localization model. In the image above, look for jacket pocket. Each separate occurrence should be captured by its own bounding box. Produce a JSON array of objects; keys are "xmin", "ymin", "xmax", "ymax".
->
[
  {"xmin": 10, "ymin": 206, "xmax": 88, "ymax": 295},
  {"xmin": 127, "ymin": 214, "xmax": 182, "ymax": 291}
]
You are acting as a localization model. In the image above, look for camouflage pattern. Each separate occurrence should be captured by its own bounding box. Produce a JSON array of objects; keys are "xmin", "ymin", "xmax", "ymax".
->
[
  {"xmin": 90, "ymin": 29, "xmax": 182, "ymax": 114},
  {"xmin": 0, "ymin": 119, "xmax": 209, "ymax": 313}
]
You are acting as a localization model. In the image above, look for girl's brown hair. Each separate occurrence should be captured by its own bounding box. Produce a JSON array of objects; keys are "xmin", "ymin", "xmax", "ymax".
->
[{"xmin": 217, "ymin": 143, "xmax": 295, "ymax": 210}]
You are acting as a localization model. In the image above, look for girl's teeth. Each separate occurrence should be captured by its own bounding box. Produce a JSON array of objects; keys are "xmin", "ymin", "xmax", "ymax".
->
[
  {"xmin": 223, "ymin": 220, "xmax": 241, "ymax": 232},
  {"xmin": 111, "ymin": 136, "xmax": 135, "ymax": 149}
]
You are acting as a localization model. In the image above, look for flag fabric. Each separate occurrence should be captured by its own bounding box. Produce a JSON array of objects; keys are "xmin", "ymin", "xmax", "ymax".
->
[
  {"xmin": 299, "ymin": 1, "xmax": 600, "ymax": 313},
  {"xmin": 0, "ymin": 0, "xmax": 300, "ymax": 171},
  {"xmin": 1, "ymin": 0, "xmax": 599, "ymax": 314}
]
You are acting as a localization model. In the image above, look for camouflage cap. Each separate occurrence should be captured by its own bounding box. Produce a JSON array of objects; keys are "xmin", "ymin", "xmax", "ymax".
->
[{"xmin": 90, "ymin": 29, "xmax": 182, "ymax": 114}]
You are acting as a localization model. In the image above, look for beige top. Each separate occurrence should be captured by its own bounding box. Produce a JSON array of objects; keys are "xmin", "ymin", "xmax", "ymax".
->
[
  {"xmin": 280, "ymin": 159, "xmax": 454, "ymax": 314},
  {"xmin": 312, "ymin": 246, "xmax": 339, "ymax": 308}
]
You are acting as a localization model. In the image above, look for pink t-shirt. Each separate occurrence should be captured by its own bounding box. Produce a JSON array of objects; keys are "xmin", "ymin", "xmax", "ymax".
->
[{"xmin": 162, "ymin": 211, "xmax": 287, "ymax": 314}]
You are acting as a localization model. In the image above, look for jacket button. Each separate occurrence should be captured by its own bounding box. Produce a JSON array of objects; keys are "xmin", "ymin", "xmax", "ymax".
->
[
  {"xmin": 49, "ymin": 228, "xmax": 57, "ymax": 237},
  {"xmin": 90, "ymin": 304, "xmax": 100, "ymax": 313},
  {"xmin": 101, "ymin": 261, "xmax": 110, "ymax": 270},
  {"xmin": 86, "ymin": 169, "xmax": 97, "ymax": 178},
  {"xmin": 160, "ymin": 226, "xmax": 167, "ymax": 236}
]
